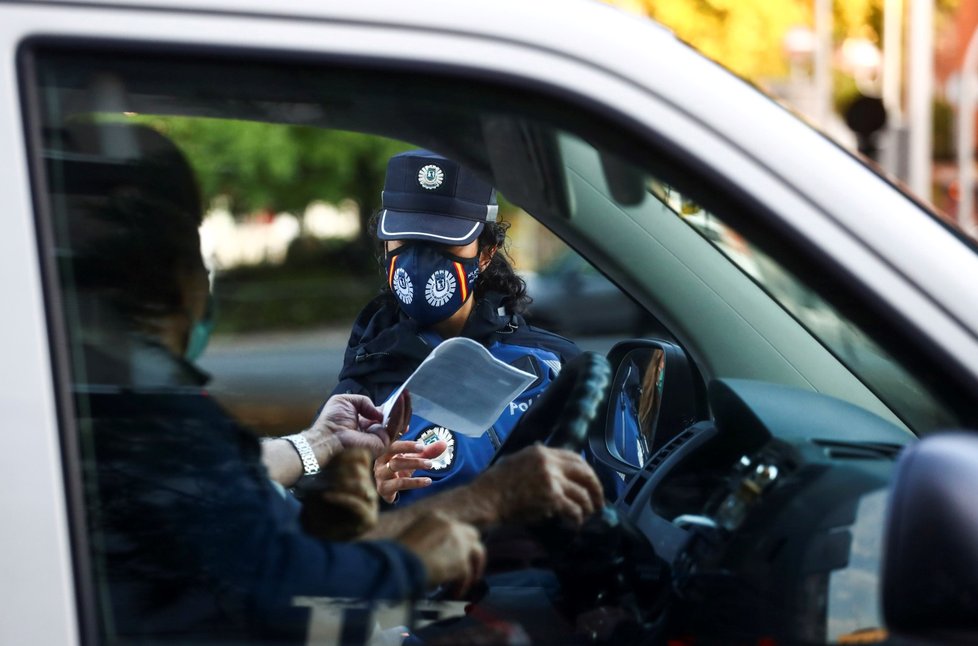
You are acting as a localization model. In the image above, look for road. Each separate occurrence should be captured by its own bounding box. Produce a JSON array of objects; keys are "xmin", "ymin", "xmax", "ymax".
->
[
  {"xmin": 199, "ymin": 327, "xmax": 349, "ymax": 435},
  {"xmin": 199, "ymin": 326, "xmax": 620, "ymax": 436}
]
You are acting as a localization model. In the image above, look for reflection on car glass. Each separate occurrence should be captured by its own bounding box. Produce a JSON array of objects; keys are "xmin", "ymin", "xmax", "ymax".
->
[
  {"xmin": 646, "ymin": 176, "xmax": 954, "ymax": 434},
  {"xmin": 827, "ymin": 489, "xmax": 887, "ymax": 642}
]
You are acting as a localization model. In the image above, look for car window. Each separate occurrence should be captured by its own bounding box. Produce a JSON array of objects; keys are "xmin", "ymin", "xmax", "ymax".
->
[
  {"xmin": 518, "ymin": 221, "xmax": 663, "ymax": 343},
  {"xmin": 26, "ymin": 40, "xmax": 955, "ymax": 645},
  {"xmin": 28, "ymin": 45, "xmax": 675, "ymax": 643},
  {"xmin": 648, "ymin": 181, "xmax": 956, "ymax": 433}
]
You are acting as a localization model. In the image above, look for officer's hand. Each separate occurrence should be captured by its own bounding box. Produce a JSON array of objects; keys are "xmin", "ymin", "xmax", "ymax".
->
[
  {"xmin": 374, "ymin": 439, "xmax": 447, "ymax": 503},
  {"xmin": 395, "ymin": 511, "xmax": 486, "ymax": 595},
  {"xmin": 475, "ymin": 445, "xmax": 604, "ymax": 526}
]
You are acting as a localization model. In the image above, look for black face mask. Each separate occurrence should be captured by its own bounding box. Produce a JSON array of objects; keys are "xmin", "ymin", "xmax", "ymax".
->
[{"xmin": 385, "ymin": 243, "xmax": 480, "ymax": 326}]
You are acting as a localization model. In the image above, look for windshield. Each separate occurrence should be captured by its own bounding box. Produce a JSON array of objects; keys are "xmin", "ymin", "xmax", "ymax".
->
[{"xmin": 650, "ymin": 181, "xmax": 957, "ymax": 434}]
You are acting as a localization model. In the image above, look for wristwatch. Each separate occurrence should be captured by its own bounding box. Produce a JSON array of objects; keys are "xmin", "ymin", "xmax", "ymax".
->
[{"xmin": 281, "ymin": 434, "xmax": 320, "ymax": 476}]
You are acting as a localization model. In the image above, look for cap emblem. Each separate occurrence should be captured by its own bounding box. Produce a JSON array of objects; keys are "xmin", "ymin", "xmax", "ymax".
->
[{"xmin": 418, "ymin": 164, "xmax": 445, "ymax": 190}]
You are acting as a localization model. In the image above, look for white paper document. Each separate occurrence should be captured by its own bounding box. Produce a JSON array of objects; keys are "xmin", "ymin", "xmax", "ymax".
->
[{"xmin": 382, "ymin": 337, "xmax": 536, "ymax": 438}]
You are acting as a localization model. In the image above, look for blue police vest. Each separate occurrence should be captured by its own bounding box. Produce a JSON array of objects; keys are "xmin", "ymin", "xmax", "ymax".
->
[
  {"xmin": 332, "ymin": 293, "xmax": 580, "ymax": 506},
  {"xmin": 393, "ymin": 335, "xmax": 565, "ymax": 505}
]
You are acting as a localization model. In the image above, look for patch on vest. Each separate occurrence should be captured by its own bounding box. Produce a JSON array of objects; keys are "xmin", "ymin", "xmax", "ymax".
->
[{"xmin": 418, "ymin": 426, "xmax": 456, "ymax": 470}]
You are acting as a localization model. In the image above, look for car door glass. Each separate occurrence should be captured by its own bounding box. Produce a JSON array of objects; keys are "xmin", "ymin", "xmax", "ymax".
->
[
  {"xmin": 518, "ymin": 220, "xmax": 661, "ymax": 346},
  {"xmin": 29, "ymin": 46, "xmax": 677, "ymax": 644}
]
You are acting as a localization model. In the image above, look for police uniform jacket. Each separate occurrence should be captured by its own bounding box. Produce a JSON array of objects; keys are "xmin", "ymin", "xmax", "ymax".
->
[{"xmin": 332, "ymin": 291, "xmax": 580, "ymax": 505}]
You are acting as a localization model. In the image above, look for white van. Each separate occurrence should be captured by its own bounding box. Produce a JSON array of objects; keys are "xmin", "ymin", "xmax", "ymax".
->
[{"xmin": 3, "ymin": 1, "xmax": 978, "ymax": 644}]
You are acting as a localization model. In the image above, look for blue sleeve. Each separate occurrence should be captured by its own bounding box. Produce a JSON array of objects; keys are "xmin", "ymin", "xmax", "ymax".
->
[
  {"xmin": 208, "ymin": 484, "xmax": 427, "ymax": 607},
  {"xmin": 92, "ymin": 403, "xmax": 427, "ymax": 639}
]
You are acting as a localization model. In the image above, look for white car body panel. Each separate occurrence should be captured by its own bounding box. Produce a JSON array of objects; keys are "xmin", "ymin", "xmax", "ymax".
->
[
  {"xmin": 1, "ymin": 1, "xmax": 976, "ymax": 643},
  {"xmin": 0, "ymin": 10, "xmax": 79, "ymax": 646}
]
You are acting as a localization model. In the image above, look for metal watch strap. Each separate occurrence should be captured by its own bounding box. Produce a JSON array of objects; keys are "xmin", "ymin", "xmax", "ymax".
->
[{"xmin": 282, "ymin": 434, "xmax": 320, "ymax": 476}]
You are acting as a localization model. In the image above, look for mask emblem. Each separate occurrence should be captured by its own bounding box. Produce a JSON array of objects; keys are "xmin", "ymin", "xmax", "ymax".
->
[
  {"xmin": 425, "ymin": 269, "xmax": 457, "ymax": 307},
  {"xmin": 392, "ymin": 267, "xmax": 414, "ymax": 304}
]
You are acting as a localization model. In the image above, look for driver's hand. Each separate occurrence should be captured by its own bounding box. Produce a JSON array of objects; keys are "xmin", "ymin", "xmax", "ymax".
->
[
  {"xmin": 476, "ymin": 445, "xmax": 604, "ymax": 526},
  {"xmin": 374, "ymin": 439, "xmax": 448, "ymax": 503},
  {"xmin": 298, "ymin": 447, "xmax": 378, "ymax": 540},
  {"xmin": 395, "ymin": 511, "xmax": 486, "ymax": 595},
  {"xmin": 307, "ymin": 391, "xmax": 412, "ymax": 461}
]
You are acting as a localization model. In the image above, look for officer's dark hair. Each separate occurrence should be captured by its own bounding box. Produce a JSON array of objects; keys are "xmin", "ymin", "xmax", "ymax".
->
[
  {"xmin": 474, "ymin": 219, "xmax": 530, "ymax": 313},
  {"xmin": 369, "ymin": 213, "xmax": 531, "ymax": 314}
]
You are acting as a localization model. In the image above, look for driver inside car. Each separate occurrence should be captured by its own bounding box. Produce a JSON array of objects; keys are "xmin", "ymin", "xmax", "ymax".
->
[{"xmin": 60, "ymin": 122, "xmax": 486, "ymax": 643}]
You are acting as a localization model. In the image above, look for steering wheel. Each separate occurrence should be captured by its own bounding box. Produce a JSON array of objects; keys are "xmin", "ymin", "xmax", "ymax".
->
[
  {"xmin": 478, "ymin": 352, "xmax": 661, "ymax": 627},
  {"xmin": 489, "ymin": 351, "xmax": 611, "ymax": 465}
]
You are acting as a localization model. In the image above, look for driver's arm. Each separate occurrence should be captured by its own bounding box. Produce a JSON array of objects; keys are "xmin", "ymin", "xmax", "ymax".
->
[
  {"xmin": 365, "ymin": 444, "xmax": 604, "ymax": 539},
  {"xmin": 263, "ymin": 392, "xmax": 411, "ymax": 487}
]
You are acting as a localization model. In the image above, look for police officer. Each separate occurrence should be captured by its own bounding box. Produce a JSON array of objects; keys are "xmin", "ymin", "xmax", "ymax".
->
[{"xmin": 332, "ymin": 150, "xmax": 580, "ymax": 505}]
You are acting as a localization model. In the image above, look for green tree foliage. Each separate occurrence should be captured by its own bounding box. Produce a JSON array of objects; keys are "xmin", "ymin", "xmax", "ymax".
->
[{"xmin": 131, "ymin": 115, "xmax": 410, "ymax": 254}]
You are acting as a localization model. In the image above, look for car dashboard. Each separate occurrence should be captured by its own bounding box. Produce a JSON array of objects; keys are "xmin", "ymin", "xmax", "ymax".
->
[{"xmin": 602, "ymin": 378, "xmax": 910, "ymax": 643}]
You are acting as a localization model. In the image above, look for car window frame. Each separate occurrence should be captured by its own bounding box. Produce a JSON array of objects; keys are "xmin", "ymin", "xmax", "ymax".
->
[
  {"xmin": 20, "ymin": 26, "xmax": 978, "ymax": 642},
  {"xmin": 23, "ymin": 21, "xmax": 978, "ymax": 426}
]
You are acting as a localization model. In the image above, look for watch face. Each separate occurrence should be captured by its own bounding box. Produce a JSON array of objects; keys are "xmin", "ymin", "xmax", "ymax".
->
[{"xmin": 418, "ymin": 426, "xmax": 455, "ymax": 470}]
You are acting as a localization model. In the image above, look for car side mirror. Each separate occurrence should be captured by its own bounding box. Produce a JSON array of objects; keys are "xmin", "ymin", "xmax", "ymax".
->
[
  {"xmin": 883, "ymin": 432, "xmax": 978, "ymax": 641},
  {"xmin": 588, "ymin": 339, "xmax": 705, "ymax": 483}
]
